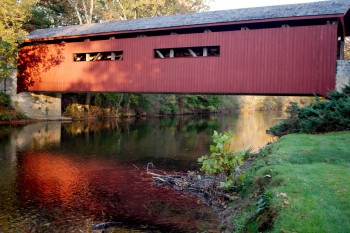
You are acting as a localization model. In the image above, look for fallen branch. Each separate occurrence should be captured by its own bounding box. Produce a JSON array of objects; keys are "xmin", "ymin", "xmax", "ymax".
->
[{"xmin": 146, "ymin": 164, "xmax": 240, "ymax": 210}]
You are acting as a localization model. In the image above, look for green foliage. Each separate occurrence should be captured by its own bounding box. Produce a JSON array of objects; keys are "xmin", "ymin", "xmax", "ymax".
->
[
  {"xmin": 64, "ymin": 93, "xmax": 239, "ymax": 117},
  {"xmin": 0, "ymin": 0, "xmax": 37, "ymax": 82},
  {"xmin": 198, "ymin": 131, "xmax": 244, "ymax": 189},
  {"xmin": 256, "ymin": 192, "xmax": 273, "ymax": 214},
  {"xmin": 269, "ymin": 85, "xmax": 350, "ymax": 136},
  {"xmin": 130, "ymin": 94, "xmax": 151, "ymax": 111},
  {"xmin": 232, "ymin": 132, "xmax": 350, "ymax": 233},
  {"xmin": 29, "ymin": 0, "xmax": 75, "ymax": 28},
  {"xmin": 180, "ymin": 95, "xmax": 221, "ymax": 112},
  {"xmin": 0, "ymin": 92, "xmax": 11, "ymax": 107},
  {"xmin": 94, "ymin": 93, "xmax": 123, "ymax": 108},
  {"xmin": 242, "ymin": 191, "xmax": 275, "ymax": 233},
  {"xmin": 160, "ymin": 95, "xmax": 179, "ymax": 114},
  {"xmin": 0, "ymin": 110, "xmax": 26, "ymax": 121},
  {"xmin": 236, "ymin": 171, "xmax": 253, "ymax": 195}
]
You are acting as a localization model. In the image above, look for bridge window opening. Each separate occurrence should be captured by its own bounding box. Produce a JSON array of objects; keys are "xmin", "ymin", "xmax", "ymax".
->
[
  {"xmin": 74, "ymin": 53, "xmax": 86, "ymax": 61},
  {"xmin": 337, "ymin": 21, "xmax": 345, "ymax": 60},
  {"xmin": 74, "ymin": 51, "xmax": 123, "ymax": 62},
  {"xmin": 155, "ymin": 46, "xmax": 220, "ymax": 59},
  {"xmin": 337, "ymin": 38, "xmax": 344, "ymax": 60}
]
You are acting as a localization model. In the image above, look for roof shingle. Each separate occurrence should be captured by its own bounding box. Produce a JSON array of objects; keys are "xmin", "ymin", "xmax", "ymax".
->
[{"xmin": 28, "ymin": 0, "xmax": 350, "ymax": 40}]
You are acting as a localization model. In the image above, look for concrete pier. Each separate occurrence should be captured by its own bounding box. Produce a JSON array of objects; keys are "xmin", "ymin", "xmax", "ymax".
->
[
  {"xmin": 336, "ymin": 60, "xmax": 350, "ymax": 92},
  {"xmin": 1, "ymin": 73, "xmax": 65, "ymax": 120}
]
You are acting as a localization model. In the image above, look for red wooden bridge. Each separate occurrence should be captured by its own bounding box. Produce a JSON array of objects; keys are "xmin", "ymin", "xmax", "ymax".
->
[{"xmin": 18, "ymin": 0, "xmax": 350, "ymax": 96}]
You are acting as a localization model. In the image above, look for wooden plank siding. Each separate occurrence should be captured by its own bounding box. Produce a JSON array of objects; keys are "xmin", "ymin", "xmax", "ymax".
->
[{"xmin": 18, "ymin": 24, "xmax": 338, "ymax": 96}]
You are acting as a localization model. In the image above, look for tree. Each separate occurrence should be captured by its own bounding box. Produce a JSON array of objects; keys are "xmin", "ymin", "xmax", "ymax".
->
[
  {"xmin": 98, "ymin": 0, "xmax": 210, "ymax": 21},
  {"xmin": 66, "ymin": 0, "xmax": 95, "ymax": 25},
  {"xmin": 0, "ymin": 0, "xmax": 37, "ymax": 83},
  {"xmin": 26, "ymin": 0, "xmax": 76, "ymax": 29},
  {"xmin": 34, "ymin": 0, "xmax": 210, "ymax": 26}
]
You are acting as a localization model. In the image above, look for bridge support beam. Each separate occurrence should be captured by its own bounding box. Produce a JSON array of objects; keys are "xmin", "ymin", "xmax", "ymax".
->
[
  {"xmin": 1, "ymin": 72, "xmax": 64, "ymax": 120},
  {"xmin": 336, "ymin": 60, "xmax": 350, "ymax": 92}
]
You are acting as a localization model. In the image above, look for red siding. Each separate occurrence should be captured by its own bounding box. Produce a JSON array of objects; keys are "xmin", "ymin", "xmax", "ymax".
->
[{"xmin": 18, "ymin": 24, "xmax": 338, "ymax": 96}]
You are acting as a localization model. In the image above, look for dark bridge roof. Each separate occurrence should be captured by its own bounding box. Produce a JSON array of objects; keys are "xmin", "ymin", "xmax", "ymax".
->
[{"xmin": 28, "ymin": 0, "xmax": 350, "ymax": 41}]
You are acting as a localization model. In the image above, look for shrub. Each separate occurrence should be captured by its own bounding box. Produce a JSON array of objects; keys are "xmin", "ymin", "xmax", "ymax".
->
[
  {"xmin": 269, "ymin": 85, "xmax": 350, "ymax": 136},
  {"xmin": 63, "ymin": 103, "xmax": 86, "ymax": 119},
  {"xmin": 256, "ymin": 97, "xmax": 283, "ymax": 111},
  {"xmin": 159, "ymin": 95, "xmax": 179, "ymax": 114},
  {"xmin": 0, "ymin": 111, "xmax": 26, "ymax": 121},
  {"xmin": 198, "ymin": 131, "xmax": 245, "ymax": 189},
  {"xmin": 0, "ymin": 92, "xmax": 11, "ymax": 107},
  {"xmin": 217, "ymin": 95, "xmax": 240, "ymax": 112},
  {"xmin": 130, "ymin": 94, "xmax": 151, "ymax": 111}
]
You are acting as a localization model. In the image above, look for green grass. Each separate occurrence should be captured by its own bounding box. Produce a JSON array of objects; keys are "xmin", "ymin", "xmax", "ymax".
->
[
  {"xmin": 239, "ymin": 132, "xmax": 350, "ymax": 233},
  {"xmin": 259, "ymin": 132, "xmax": 350, "ymax": 233}
]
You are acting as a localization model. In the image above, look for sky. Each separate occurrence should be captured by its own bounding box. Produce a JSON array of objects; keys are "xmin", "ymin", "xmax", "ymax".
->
[{"xmin": 208, "ymin": 0, "xmax": 326, "ymax": 11}]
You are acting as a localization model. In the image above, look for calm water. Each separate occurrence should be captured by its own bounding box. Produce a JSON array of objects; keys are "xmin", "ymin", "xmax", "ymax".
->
[{"xmin": 0, "ymin": 112, "xmax": 286, "ymax": 232}]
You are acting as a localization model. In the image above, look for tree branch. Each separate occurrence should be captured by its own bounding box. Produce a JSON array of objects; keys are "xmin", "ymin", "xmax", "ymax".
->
[
  {"xmin": 116, "ymin": 0, "xmax": 127, "ymax": 20},
  {"xmin": 89, "ymin": 0, "xmax": 94, "ymax": 23},
  {"xmin": 67, "ymin": 0, "xmax": 83, "ymax": 25},
  {"xmin": 81, "ymin": 0, "xmax": 89, "ymax": 24}
]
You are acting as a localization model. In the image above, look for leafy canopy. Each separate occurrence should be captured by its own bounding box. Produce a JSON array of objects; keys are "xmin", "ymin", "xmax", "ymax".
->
[
  {"xmin": 0, "ymin": 0, "xmax": 37, "ymax": 82},
  {"xmin": 32, "ymin": 0, "xmax": 210, "ymax": 26}
]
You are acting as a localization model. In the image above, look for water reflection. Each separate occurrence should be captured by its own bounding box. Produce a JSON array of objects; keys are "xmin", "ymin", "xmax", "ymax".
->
[
  {"xmin": 0, "ymin": 112, "xmax": 285, "ymax": 232},
  {"xmin": 230, "ymin": 111, "xmax": 282, "ymax": 151},
  {"xmin": 16, "ymin": 152, "xmax": 218, "ymax": 232}
]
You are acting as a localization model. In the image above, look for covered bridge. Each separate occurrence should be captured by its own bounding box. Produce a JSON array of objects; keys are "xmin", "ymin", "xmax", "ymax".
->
[{"xmin": 18, "ymin": 0, "xmax": 350, "ymax": 96}]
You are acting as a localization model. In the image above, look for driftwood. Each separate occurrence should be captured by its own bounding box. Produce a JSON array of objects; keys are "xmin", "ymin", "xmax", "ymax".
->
[{"xmin": 146, "ymin": 165, "xmax": 239, "ymax": 209}]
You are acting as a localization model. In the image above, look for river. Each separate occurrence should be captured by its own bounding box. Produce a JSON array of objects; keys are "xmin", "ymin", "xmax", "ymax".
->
[{"xmin": 0, "ymin": 111, "xmax": 286, "ymax": 232}]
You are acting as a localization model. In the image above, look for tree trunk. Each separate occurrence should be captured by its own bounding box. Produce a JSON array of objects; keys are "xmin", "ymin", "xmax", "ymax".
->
[{"xmin": 85, "ymin": 92, "xmax": 92, "ymax": 106}]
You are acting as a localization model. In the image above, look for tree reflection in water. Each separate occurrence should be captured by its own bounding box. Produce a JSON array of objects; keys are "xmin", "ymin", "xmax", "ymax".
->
[{"xmin": 0, "ymin": 112, "xmax": 285, "ymax": 232}]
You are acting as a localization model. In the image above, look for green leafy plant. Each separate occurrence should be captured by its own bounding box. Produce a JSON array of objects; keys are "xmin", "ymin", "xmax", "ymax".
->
[
  {"xmin": 0, "ymin": 92, "xmax": 11, "ymax": 107},
  {"xmin": 198, "ymin": 130, "xmax": 244, "ymax": 189}
]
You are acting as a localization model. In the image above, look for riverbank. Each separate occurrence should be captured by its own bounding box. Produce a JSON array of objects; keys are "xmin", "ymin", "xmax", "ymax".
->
[
  {"xmin": 229, "ymin": 131, "xmax": 350, "ymax": 232},
  {"xmin": 61, "ymin": 94, "xmax": 314, "ymax": 120},
  {"xmin": 0, "ymin": 106, "xmax": 27, "ymax": 122},
  {"xmin": 159, "ymin": 131, "xmax": 350, "ymax": 232},
  {"xmin": 0, "ymin": 106, "xmax": 72, "ymax": 126},
  {"xmin": 0, "ymin": 92, "xmax": 28, "ymax": 124}
]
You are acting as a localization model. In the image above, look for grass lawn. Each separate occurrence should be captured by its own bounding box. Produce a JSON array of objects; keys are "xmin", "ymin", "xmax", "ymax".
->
[{"xmin": 252, "ymin": 132, "xmax": 350, "ymax": 233}]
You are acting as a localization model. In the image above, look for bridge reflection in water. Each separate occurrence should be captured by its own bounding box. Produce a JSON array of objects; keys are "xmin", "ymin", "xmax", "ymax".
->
[
  {"xmin": 17, "ymin": 152, "xmax": 219, "ymax": 232},
  {"xmin": 0, "ymin": 112, "xmax": 284, "ymax": 232}
]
